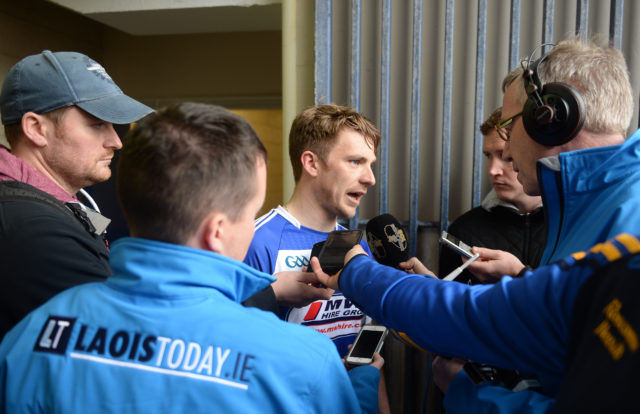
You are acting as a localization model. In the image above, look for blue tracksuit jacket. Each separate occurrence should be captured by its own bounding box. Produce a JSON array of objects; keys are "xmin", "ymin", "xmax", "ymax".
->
[
  {"xmin": 540, "ymin": 129, "xmax": 640, "ymax": 264},
  {"xmin": 0, "ymin": 238, "xmax": 379, "ymax": 413}
]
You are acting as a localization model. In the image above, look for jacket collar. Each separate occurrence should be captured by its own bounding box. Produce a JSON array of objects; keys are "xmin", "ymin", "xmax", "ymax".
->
[
  {"xmin": 538, "ymin": 130, "xmax": 640, "ymax": 194},
  {"xmin": 108, "ymin": 237, "xmax": 275, "ymax": 303},
  {"xmin": 481, "ymin": 188, "xmax": 542, "ymax": 214},
  {"xmin": 275, "ymin": 205, "xmax": 342, "ymax": 232}
]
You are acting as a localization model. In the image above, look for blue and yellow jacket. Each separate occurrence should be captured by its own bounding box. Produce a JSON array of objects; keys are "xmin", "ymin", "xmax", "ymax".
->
[
  {"xmin": 339, "ymin": 233, "xmax": 640, "ymax": 413},
  {"xmin": 442, "ymin": 129, "xmax": 640, "ymax": 413},
  {"xmin": 540, "ymin": 130, "xmax": 640, "ymax": 264}
]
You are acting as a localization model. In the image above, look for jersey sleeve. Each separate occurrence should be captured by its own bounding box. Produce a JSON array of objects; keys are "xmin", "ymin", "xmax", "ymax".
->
[{"xmin": 244, "ymin": 232, "xmax": 277, "ymax": 274}]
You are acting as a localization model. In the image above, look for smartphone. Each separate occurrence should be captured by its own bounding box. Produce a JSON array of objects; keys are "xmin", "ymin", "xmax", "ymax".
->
[
  {"xmin": 464, "ymin": 361, "xmax": 498, "ymax": 384},
  {"xmin": 440, "ymin": 231, "xmax": 474, "ymax": 259},
  {"xmin": 345, "ymin": 324, "xmax": 388, "ymax": 366},
  {"xmin": 311, "ymin": 230, "xmax": 363, "ymax": 275}
]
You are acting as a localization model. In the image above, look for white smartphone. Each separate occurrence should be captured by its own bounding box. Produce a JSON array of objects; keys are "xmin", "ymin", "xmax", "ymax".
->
[
  {"xmin": 440, "ymin": 231, "xmax": 480, "ymax": 281},
  {"xmin": 440, "ymin": 231, "xmax": 474, "ymax": 259},
  {"xmin": 345, "ymin": 324, "xmax": 388, "ymax": 366}
]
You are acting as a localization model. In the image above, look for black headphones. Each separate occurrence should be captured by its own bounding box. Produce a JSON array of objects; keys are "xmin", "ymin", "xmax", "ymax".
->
[{"xmin": 521, "ymin": 44, "xmax": 587, "ymax": 146}]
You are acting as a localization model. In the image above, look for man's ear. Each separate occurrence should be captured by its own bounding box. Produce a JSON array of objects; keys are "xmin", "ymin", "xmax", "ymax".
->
[
  {"xmin": 201, "ymin": 211, "xmax": 227, "ymax": 255},
  {"xmin": 300, "ymin": 150, "xmax": 321, "ymax": 178},
  {"xmin": 21, "ymin": 112, "xmax": 52, "ymax": 147}
]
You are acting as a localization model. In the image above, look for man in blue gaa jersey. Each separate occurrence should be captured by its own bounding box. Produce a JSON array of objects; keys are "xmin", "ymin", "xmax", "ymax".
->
[
  {"xmin": 0, "ymin": 103, "xmax": 382, "ymax": 413},
  {"xmin": 244, "ymin": 104, "xmax": 391, "ymax": 413},
  {"xmin": 245, "ymin": 103, "xmax": 379, "ymax": 357}
]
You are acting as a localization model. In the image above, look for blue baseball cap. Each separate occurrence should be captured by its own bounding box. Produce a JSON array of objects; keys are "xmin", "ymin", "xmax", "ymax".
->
[{"xmin": 0, "ymin": 50, "xmax": 153, "ymax": 125}]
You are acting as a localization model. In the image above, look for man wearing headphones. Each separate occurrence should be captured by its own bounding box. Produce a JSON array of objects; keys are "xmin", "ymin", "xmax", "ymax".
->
[
  {"xmin": 435, "ymin": 37, "xmax": 640, "ymax": 412},
  {"xmin": 467, "ymin": 37, "xmax": 637, "ymax": 278},
  {"xmin": 310, "ymin": 37, "xmax": 640, "ymax": 413}
]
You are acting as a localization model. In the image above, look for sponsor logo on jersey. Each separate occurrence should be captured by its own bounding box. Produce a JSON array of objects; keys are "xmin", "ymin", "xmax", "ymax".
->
[
  {"xmin": 34, "ymin": 316, "xmax": 254, "ymax": 390},
  {"xmin": 301, "ymin": 297, "xmax": 364, "ymax": 322},
  {"xmin": 274, "ymin": 249, "xmax": 367, "ymax": 341},
  {"xmin": 285, "ymin": 295, "xmax": 366, "ymax": 340}
]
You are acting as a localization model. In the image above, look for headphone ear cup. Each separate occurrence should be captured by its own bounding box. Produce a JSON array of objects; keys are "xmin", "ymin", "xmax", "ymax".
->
[{"xmin": 522, "ymin": 82, "xmax": 586, "ymax": 146}]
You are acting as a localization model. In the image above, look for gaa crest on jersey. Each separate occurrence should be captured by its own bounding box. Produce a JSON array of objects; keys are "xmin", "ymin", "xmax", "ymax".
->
[{"xmin": 274, "ymin": 249, "xmax": 312, "ymax": 272}]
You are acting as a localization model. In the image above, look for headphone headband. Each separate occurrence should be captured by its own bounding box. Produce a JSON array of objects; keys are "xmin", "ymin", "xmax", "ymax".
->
[{"xmin": 523, "ymin": 54, "xmax": 546, "ymax": 107}]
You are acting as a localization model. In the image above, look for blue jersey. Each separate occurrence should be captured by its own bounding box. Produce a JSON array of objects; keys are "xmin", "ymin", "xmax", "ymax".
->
[{"xmin": 244, "ymin": 206, "xmax": 372, "ymax": 357}]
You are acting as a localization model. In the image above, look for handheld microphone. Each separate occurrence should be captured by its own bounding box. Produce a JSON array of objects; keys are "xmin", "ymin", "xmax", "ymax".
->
[{"xmin": 365, "ymin": 214, "xmax": 409, "ymax": 268}]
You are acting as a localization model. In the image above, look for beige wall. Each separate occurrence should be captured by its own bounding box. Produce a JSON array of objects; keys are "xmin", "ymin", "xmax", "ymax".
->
[
  {"xmin": 0, "ymin": 1, "xmax": 281, "ymax": 104},
  {"xmin": 0, "ymin": 0, "xmax": 106, "ymax": 146},
  {"xmin": 101, "ymin": 30, "xmax": 281, "ymax": 105},
  {"xmin": 0, "ymin": 0, "xmax": 283, "ymax": 220},
  {"xmin": 0, "ymin": 0, "xmax": 105, "ymax": 69},
  {"xmin": 231, "ymin": 108, "xmax": 283, "ymax": 217}
]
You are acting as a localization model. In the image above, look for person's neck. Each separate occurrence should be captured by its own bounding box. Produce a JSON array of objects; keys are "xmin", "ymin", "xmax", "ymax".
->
[
  {"xmin": 283, "ymin": 188, "xmax": 338, "ymax": 233},
  {"xmin": 563, "ymin": 130, "xmax": 625, "ymax": 152},
  {"xmin": 11, "ymin": 145, "xmax": 77, "ymax": 195},
  {"xmin": 512, "ymin": 195, "xmax": 542, "ymax": 214}
]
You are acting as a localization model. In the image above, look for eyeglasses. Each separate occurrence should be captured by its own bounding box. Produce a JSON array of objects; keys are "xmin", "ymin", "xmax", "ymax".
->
[{"xmin": 495, "ymin": 111, "xmax": 522, "ymax": 142}]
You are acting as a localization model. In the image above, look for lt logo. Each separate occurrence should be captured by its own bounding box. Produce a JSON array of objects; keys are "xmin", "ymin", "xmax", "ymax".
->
[{"xmin": 34, "ymin": 316, "xmax": 76, "ymax": 355}]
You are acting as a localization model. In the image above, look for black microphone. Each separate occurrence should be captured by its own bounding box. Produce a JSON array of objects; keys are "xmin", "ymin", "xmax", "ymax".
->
[{"xmin": 365, "ymin": 214, "xmax": 409, "ymax": 268}]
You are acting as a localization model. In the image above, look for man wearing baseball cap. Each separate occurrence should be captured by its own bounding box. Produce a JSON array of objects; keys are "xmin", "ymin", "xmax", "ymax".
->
[{"xmin": 0, "ymin": 50, "xmax": 154, "ymax": 340}]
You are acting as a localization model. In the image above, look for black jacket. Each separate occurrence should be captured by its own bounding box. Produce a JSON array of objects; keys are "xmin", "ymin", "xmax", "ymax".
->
[
  {"xmin": 0, "ymin": 182, "xmax": 111, "ymax": 340},
  {"xmin": 439, "ymin": 200, "xmax": 546, "ymax": 284},
  {"xmin": 0, "ymin": 181, "xmax": 278, "ymax": 341}
]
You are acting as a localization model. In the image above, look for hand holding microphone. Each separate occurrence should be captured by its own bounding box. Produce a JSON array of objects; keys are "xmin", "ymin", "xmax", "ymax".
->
[
  {"xmin": 398, "ymin": 257, "xmax": 436, "ymax": 277},
  {"xmin": 312, "ymin": 213, "xmax": 433, "ymax": 287}
]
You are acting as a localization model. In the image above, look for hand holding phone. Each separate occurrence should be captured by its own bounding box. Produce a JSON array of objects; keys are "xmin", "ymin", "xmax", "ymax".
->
[
  {"xmin": 310, "ymin": 230, "xmax": 363, "ymax": 275},
  {"xmin": 345, "ymin": 324, "xmax": 388, "ymax": 366},
  {"xmin": 440, "ymin": 231, "xmax": 474, "ymax": 259}
]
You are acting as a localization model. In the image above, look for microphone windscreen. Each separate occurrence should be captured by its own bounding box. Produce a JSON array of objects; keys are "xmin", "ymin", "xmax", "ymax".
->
[{"xmin": 365, "ymin": 214, "xmax": 409, "ymax": 268}]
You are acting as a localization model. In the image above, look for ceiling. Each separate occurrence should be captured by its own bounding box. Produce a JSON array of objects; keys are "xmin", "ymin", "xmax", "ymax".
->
[{"xmin": 48, "ymin": 0, "xmax": 282, "ymax": 36}]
